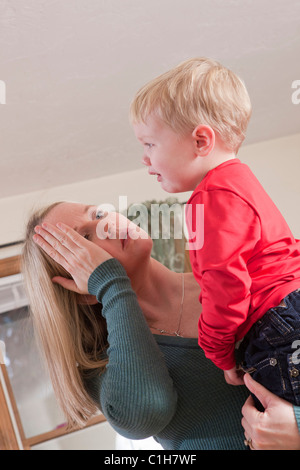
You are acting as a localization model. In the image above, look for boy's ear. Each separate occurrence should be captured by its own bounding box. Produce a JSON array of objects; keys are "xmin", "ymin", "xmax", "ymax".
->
[{"xmin": 192, "ymin": 125, "xmax": 215, "ymax": 156}]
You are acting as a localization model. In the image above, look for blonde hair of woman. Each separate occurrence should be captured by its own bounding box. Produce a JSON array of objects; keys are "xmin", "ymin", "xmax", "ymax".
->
[{"xmin": 22, "ymin": 203, "xmax": 108, "ymax": 429}]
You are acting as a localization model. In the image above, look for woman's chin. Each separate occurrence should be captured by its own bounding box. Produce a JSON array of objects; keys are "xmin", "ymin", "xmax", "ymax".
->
[{"xmin": 122, "ymin": 236, "xmax": 153, "ymax": 276}]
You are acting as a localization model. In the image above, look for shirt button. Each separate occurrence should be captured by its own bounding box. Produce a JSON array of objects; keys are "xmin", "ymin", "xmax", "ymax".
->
[
  {"xmin": 290, "ymin": 368, "xmax": 299, "ymax": 378},
  {"xmin": 270, "ymin": 358, "xmax": 277, "ymax": 366}
]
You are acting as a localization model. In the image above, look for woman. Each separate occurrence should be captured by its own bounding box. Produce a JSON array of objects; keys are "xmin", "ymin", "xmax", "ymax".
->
[{"xmin": 23, "ymin": 201, "xmax": 300, "ymax": 450}]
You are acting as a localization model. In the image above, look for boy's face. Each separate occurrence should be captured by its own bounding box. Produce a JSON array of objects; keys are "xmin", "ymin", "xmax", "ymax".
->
[{"xmin": 133, "ymin": 114, "xmax": 201, "ymax": 193}]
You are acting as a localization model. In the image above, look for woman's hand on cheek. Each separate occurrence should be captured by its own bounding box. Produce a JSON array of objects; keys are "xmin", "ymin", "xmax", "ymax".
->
[{"xmin": 33, "ymin": 222, "xmax": 113, "ymax": 295}]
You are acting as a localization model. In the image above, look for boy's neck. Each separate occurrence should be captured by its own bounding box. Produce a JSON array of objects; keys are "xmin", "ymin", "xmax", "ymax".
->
[
  {"xmin": 194, "ymin": 140, "xmax": 237, "ymax": 187},
  {"xmin": 205, "ymin": 152, "xmax": 236, "ymax": 174}
]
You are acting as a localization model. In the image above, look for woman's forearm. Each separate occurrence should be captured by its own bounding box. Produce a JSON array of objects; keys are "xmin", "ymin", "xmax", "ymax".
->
[{"xmin": 88, "ymin": 258, "xmax": 178, "ymax": 439}]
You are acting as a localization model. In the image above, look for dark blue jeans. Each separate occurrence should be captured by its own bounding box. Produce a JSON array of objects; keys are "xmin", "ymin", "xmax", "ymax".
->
[{"xmin": 238, "ymin": 289, "xmax": 300, "ymax": 410}]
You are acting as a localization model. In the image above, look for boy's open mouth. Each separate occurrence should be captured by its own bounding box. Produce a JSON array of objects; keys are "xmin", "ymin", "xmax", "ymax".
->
[{"xmin": 148, "ymin": 170, "xmax": 162, "ymax": 178}]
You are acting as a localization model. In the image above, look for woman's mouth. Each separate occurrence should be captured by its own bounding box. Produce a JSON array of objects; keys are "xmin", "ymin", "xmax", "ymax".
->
[
  {"xmin": 121, "ymin": 228, "xmax": 129, "ymax": 249},
  {"xmin": 122, "ymin": 236, "xmax": 130, "ymax": 249}
]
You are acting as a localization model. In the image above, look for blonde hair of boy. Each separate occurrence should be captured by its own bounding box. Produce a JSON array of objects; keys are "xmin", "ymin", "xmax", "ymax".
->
[
  {"xmin": 130, "ymin": 57, "xmax": 252, "ymax": 153},
  {"xmin": 22, "ymin": 203, "xmax": 108, "ymax": 429}
]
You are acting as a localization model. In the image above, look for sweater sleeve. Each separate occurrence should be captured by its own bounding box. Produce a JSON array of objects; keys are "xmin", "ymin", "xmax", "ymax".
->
[
  {"xmin": 294, "ymin": 406, "xmax": 300, "ymax": 435},
  {"xmin": 186, "ymin": 190, "xmax": 261, "ymax": 370},
  {"xmin": 86, "ymin": 258, "xmax": 177, "ymax": 440}
]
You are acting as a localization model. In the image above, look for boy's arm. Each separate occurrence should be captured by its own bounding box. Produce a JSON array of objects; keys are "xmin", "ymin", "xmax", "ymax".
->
[{"xmin": 187, "ymin": 189, "xmax": 260, "ymax": 370}]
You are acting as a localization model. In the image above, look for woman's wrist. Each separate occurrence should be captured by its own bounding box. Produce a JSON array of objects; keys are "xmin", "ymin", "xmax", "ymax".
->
[{"xmin": 88, "ymin": 258, "xmax": 127, "ymax": 297}]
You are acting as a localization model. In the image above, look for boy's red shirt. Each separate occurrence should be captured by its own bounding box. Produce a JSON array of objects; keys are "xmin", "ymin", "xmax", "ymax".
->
[{"xmin": 186, "ymin": 159, "xmax": 300, "ymax": 370}]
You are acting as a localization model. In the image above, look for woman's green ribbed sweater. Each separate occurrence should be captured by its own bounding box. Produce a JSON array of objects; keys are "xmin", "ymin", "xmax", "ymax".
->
[{"xmin": 86, "ymin": 258, "xmax": 300, "ymax": 450}]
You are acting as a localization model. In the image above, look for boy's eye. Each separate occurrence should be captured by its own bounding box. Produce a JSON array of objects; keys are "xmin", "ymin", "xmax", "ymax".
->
[
  {"xmin": 145, "ymin": 143, "xmax": 153, "ymax": 149},
  {"xmin": 84, "ymin": 234, "xmax": 90, "ymax": 240}
]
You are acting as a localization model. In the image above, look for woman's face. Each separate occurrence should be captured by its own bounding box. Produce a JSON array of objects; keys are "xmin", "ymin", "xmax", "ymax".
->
[{"xmin": 44, "ymin": 202, "xmax": 153, "ymax": 276}]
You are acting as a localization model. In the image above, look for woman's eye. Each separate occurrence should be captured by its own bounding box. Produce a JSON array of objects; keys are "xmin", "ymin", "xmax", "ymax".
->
[
  {"xmin": 96, "ymin": 210, "xmax": 105, "ymax": 220},
  {"xmin": 84, "ymin": 234, "xmax": 90, "ymax": 240}
]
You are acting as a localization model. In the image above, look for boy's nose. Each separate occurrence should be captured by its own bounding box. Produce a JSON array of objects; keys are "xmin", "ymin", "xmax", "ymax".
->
[{"xmin": 141, "ymin": 155, "xmax": 151, "ymax": 167}]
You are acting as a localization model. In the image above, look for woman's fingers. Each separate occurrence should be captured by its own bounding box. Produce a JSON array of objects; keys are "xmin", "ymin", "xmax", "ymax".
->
[
  {"xmin": 243, "ymin": 373, "xmax": 271, "ymax": 411},
  {"xmin": 241, "ymin": 395, "xmax": 255, "ymax": 441},
  {"xmin": 55, "ymin": 222, "xmax": 87, "ymax": 249},
  {"xmin": 34, "ymin": 221, "xmax": 113, "ymax": 295},
  {"xmin": 40, "ymin": 222, "xmax": 83, "ymax": 254},
  {"xmin": 33, "ymin": 232, "xmax": 71, "ymax": 273},
  {"xmin": 33, "ymin": 222, "xmax": 85, "ymax": 264}
]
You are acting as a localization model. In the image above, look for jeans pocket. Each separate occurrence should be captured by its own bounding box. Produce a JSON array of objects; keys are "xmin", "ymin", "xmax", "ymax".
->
[
  {"xmin": 261, "ymin": 309, "xmax": 296, "ymax": 347},
  {"xmin": 250, "ymin": 355, "xmax": 285, "ymax": 403}
]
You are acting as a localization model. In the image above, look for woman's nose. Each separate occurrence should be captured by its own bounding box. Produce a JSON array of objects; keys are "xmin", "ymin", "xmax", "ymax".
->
[
  {"xmin": 141, "ymin": 155, "xmax": 151, "ymax": 167},
  {"xmin": 95, "ymin": 213, "xmax": 118, "ymax": 240}
]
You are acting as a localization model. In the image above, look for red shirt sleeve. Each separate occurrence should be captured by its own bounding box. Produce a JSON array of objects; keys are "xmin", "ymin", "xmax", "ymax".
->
[{"xmin": 187, "ymin": 189, "xmax": 261, "ymax": 370}]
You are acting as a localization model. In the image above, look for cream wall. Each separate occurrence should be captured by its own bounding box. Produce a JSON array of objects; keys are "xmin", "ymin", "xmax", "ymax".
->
[
  {"xmin": 0, "ymin": 167, "xmax": 189, "ymax": 259},
  {"xmin": 239, "ymin": 132, "xmax": 300, "ymax": 237},
  {"xmin": 0, "ymin": 132, "xmax": 299, "ymax": 260}
]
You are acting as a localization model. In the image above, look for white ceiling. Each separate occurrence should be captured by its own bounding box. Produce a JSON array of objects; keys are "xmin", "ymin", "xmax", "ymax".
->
[{"xmin": 0, "ymin": 0, "xmax": 299, "ymax": 199}]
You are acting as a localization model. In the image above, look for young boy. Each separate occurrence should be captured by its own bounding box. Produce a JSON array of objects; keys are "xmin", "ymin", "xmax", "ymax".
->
[{"xmin": 130, "ymin": 57, "xmax": 300, "ymax": 407}]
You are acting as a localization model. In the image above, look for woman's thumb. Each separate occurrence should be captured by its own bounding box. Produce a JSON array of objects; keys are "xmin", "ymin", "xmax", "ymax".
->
[
  {"xmin": 52, "ymin": 276, "xmax": 80, "ymax": 293},
  {"xmin": 243, "ymin": 373, "xmax": 273, "ymax": 410}
]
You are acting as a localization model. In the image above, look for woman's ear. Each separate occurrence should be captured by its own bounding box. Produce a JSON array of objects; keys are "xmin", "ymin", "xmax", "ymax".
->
[{"xmin": 192, "ymin": 125, "xmax": 215, "ymax": 156}]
